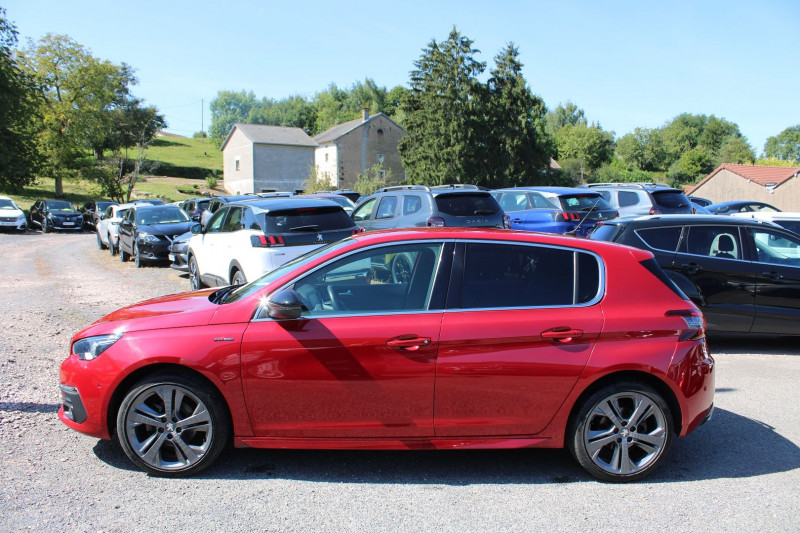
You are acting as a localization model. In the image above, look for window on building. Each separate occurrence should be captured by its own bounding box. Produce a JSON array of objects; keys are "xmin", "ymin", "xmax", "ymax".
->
[
  {"xmin": 377, "ymin": 154, "xmax": 385, "ymax": 164},
  {"xmin": 234, "ymin": 158, "xmax": 240, "ymax": 172}
]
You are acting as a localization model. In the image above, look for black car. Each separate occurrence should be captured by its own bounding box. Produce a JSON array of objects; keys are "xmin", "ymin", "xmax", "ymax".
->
[
  {"xmin": 29, "ymin": 200, "xmax": 84, "ymax": 233},
  {"xmin": 79, "ymin": 200, "xmax": 118, "ymax": 229},
  {"xmin": 589, "ymin": 214, "xmax": 800, "ymax": 335},
  {"xmin": 707, "ymin": 201, "xmax": 780, "ymax": 215},
  {"xmin": 117, "ymin": 205, "xmax": 196, "ymax": 267}
]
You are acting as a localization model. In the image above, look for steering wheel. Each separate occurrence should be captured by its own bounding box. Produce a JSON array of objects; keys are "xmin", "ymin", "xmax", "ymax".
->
[{"xmin": 326, "ymin": 285, "xmax": 345, "ymax": 311}]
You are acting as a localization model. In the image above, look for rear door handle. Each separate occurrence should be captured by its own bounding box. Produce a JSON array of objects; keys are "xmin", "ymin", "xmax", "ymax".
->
[
  {"xmin": 387, "ymin": 335, "xmax": 431, "ymax": 351},
  {"xmin": 681, "ymin": 263, "xmax": 701, "ymax": 275},
  {"xmin": 541, "ymin": 327, "xmax": 584, "ymax": 343},
  {"xmin": 762, "ymin": 271, "xmax": 783, "ymax": 281}
]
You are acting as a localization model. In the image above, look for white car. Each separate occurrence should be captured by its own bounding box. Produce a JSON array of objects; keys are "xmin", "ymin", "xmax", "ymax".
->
[
  {"xmin": 187, "ymin": 198, "xmax": 359, "ymax": 288},
  {"xmin": 730, "ymin": 211, "xmax": 800, "ymax": 236},
  {"xmin": 0, "ymin": 196, "xmax": 27, "ymax": 233},
  {"xmin": 96, "ymin": 203, "xmax": 135, "ymax": 255}
]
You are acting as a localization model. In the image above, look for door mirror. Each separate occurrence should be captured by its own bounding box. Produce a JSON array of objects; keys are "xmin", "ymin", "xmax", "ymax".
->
[
  {"xmin": 266, "ymin": 289, "xmax": 304, "ymax": 319},
  {"xmin": 190, "ymin": 223, "xmax": 203, "ymax": 234}
]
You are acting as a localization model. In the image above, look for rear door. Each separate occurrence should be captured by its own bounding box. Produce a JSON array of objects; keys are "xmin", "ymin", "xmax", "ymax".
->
[{"xmin": 434, "ymin": 241, "xmax": 604, "ymax": 436}]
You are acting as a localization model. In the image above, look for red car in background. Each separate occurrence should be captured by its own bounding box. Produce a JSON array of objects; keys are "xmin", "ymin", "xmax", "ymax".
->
[{"xmin": 59, "ymin": 228, "xmax": 714, "ymax": 482}]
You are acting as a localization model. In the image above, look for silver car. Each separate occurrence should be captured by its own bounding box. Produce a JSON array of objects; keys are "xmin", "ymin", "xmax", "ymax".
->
[{"xmin": 96, "ymin": 203, "xmax": 134, "ymax": 255}]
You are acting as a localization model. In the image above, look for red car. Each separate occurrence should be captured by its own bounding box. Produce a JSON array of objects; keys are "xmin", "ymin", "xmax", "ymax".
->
[{"xmin": 59, "ymin": 228, "xmax": 714, "ymax": 481}]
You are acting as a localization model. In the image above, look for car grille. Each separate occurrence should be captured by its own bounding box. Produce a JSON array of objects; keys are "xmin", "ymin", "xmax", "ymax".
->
[{"xmin": 0, "ymin": 216, "xmax": 16, "ymax": 222}]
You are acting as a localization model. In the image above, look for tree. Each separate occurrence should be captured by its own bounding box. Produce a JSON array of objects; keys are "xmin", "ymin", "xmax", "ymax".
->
[
  {"xmin": 615, "ymin": 128, "xmax": 667, "ymax": 172},
  {"xmin": 717, "ymin": 136, "xmax": 755, "ymax": 164},
  {"xmin": 668, "ymin": 147, "xmax": 715, "ymax": 184},
  {"xmin": 554, "ymin": 123, "xmax": 615, "ymax": 172},
  {"xmin": 0, "ymin": 8, "xmax": 40, "ymax": 192},
  {"xmin": 764, "ymin": 125, "xmax": 800, "ymax": 162},
  {"xmin": 399, "ymin": 27, "xmax": 486, "ymax": 185},
  {"xmin": 546, "ymin": 101, "xmax": 587, "ymax": 137},
  {"xmin": 18, "ymin": 34, "xmax": 142, "ymax": 196},
  {"xmin": 208, "ymin": 90, "xmax": 260, "ymax": 142},
  {"xmin": 478, "ymin": 44, "xmax": 553, "ymax": 188}
]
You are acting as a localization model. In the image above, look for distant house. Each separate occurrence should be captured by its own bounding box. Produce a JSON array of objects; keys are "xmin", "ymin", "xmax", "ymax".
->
[
  {"xmin": 220, "ymin": 124, "xmax": 317, "ymax": 194},
  {"xmin": 688, "ymin": 164, "xmax": 800, "ymax": 210},
  {"xmin": 314, "ymin": 111, "xmax": 405, "ymax": 189}
]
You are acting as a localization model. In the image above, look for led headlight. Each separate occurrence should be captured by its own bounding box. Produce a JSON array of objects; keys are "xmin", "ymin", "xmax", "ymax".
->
[
  {"xmin": 72, "ymin": 333, "xmax": 122, "ymax": 360},
  {"xmin": 137, "ymin": 232, "xmax": 160, "ymax": 243}
]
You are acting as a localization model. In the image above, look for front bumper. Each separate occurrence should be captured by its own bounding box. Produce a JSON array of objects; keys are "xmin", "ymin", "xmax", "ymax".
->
[
  {"xmin": 0, "ymin": 218, "xmax": 26, "ymax": 231},
  {"xmin": 59, "ymin": 384, "xmax": 88, "ymax": 424}
]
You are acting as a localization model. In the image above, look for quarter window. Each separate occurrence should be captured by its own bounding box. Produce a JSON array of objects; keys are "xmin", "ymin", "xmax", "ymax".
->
[
  {"xmin": 636, "ymin": 227, "xmax": 682, "ymax": 252},
  {"xmin": 618, "ymin": 191, "xmax": 641, "ymax": 207}
]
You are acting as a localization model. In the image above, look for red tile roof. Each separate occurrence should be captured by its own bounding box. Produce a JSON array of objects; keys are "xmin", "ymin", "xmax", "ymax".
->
[{"xmin": 689, "ymin": 163, "xmax": 800, "ymax": 194}]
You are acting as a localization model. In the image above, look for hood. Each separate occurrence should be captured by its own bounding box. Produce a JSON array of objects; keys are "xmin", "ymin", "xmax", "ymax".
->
[
  {"xmin": 138, "ymin": 221, "xmax": 195, "ymax": 236},
  {"xmin": 0, "ymin": 207, "xmax": 24, "ymax": 218},
  {"xmin": 78, "ymin": 289, "xmax": 221, "ymax": 337}
]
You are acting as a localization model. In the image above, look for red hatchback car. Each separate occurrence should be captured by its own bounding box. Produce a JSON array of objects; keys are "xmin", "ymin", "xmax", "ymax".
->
[{"xmin": 59, "ymin": 228, "xmax": 714, "ymax": 481}]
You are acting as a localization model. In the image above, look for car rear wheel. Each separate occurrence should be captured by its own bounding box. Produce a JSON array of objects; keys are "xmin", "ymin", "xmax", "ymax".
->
[
  {"xmin": 108, "ymin": 234, "xmax": 116, "ymax": 256},
  {"xmin": 134, "ymin": 243, "xmax": 144, "ymax": 268},
  {"xmin": 116, "ymin": 373, "xmax": 230, "ymax": 477},
  {"xmin": 96, "ymin": 232, "xmax": 106, "ymax": 250},
  {"xmin": 567, "ymin": 382, "xmax": 673, "ymax": 482},
  {"xmin": 119, "ymin": 241, "xmax": 130, "ymax": 262},
  {"xmin": 189, "ymin": 256, "xmax": 204, "ymax": 290},
  {"xmin": 231, "ymin": 269, "xmax": 246, "ymax": 286}
]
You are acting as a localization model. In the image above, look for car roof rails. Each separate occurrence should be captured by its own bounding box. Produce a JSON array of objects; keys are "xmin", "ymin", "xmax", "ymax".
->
[
  {"xmin": 375, "ymin": 185, "xmax": 431, "ymax": 193},
  {"xmin": 429, "ymin": 184, "xmax": 481, "ymax": 190},
  {"xmin": 586, "ymin": 182, "xmax": 671, "ymax": 189}
]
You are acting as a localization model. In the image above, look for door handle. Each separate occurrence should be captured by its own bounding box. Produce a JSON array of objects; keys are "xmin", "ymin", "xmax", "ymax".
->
[
  {"xmin": 386, "ymin": 335, "xmax": 431, "ymax": 351},
  {"xmin": 681, "ymin": 263, "xmax": 701, "ymax": 275},
  {"xmin": 541, "ymin": 327, "xmax": 584, "ymax": 343},
  {"xmin": 762, "ymin": 271, "xmax": 783, "ymax": 281}
]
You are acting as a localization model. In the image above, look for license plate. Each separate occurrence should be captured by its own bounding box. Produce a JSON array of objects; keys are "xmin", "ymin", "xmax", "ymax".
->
[{"xmin": 63, "ymin": 221, "xmax": 75, "ymax": 226}]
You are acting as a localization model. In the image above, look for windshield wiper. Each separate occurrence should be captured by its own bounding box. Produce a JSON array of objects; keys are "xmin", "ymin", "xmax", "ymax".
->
[
  {"xmin": 289, "ymin": 225, "xmax": 319, "ymax": 232},
  {"xmin": 211, "ymin": 285, "xmax": 236, "ymax": 304},
  {"xmin": 473, "ymin": 210, "xmax": 495, "ymax": 215}
]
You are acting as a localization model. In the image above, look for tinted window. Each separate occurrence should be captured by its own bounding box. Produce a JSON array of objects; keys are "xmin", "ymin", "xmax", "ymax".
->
[
  {"xmin": 588, "ymin": 223, "xmax": 623, "ymax": 242},
  {"xmin": 773, "ymin": 220, "xmax": 800, "ymax": 235},
  {"xmin": 636, "ymin": 227, "xmax": 682, "ymax": 251},
  {"xmin": 242, "ymin": 207, "xmax": 260, "ymax": 231},
  {"xmin": 456, "ymin": 243, "xmax": 598, "ymax": 308},
  {"xmin": 681, "ymin": 226, "xmax": 742, "ymax": 260},
  {"xmin": 618, "ymin": 191, "xmax": 641, "ymax": 207},
  {"xmin": 261, "ymin": 206, "xmax": 354, "ymax": 233},
  {"xmin": 435, "ymin": 193, "xmax": 499, "ymax": 216},
  {"xmin": 135, "ymin": 206, "xmax": 190, "ymax": 225},
  {"xmin": 651, "ymin": 190, "xmax": 690, "ymax": 208},
  {"xmin": 292, "ymin": 242, "xmax": 443, "ymax": 314}
]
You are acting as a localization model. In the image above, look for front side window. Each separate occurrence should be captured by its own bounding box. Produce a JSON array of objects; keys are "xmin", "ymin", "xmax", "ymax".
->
[
  {"xmin": 352, "ymin": 198, "xmax": 376, "ymax": 222},
  {"xmin": 454, "ymin": 242, "xmax": 600, "ymax": 309},
  {"xmin": 750, "ymin": 228, "xmax": 800, "ymax": 266},
  {"xmin": 222, "ymin": 207, "xmax": 243, "ymax": 232},
  {"xmin": 292, "ymin": 242, "xmax": 444, "ymax": 315},
  {"xmin": 206, "ymin": 207, "xmax": 229, "ymax": 233}
]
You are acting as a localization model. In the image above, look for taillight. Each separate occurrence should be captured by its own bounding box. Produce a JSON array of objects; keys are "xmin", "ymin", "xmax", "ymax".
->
[
  {"xmin": 666, "ymin": 309, "xmax": 705, "ymax": 341},
  {"xmin": 502, "ymin": 214, "xmax": 511, "ymax": 229},
  {"xmin": 250, "ymin": 235, "xmax": 285, "ymax": 247},
  {"xmin": 554, "ymin": 212, "xmax": 581, "ymax": 222},
  {"xmin": 427, "ymin": 216, "xmax": 445, "ymax": 227},
  {"xmin": 649, "ymin": 208, "xmax": 662, "ymax": 215},
  {"xmin": 351, "ymin": 228, "xmax": 364, "ymax": 235}
]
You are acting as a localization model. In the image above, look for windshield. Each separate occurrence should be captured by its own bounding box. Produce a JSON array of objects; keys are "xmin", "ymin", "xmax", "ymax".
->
[
  {"xmin": 46, "ymin": 201, "xmax": 75, "ymax": 212},
  {"xmin": 222, "ymin": 238, "xmax": 354, "ymax": 303},
  {"xmin": 136, "ymin": 206, "xmax": 190, "ymax": 225},
  {"xmin": 0, "ymin": 199, "xmax": 19, "ymax": 210}
]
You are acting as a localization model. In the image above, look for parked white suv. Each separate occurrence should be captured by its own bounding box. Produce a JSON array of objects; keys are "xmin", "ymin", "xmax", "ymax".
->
[
  {"xmin": 0, "ymin": 196, "xmax": 27, "ymax": 233},
  {"xmin": 187, "ymin": 198, "xmax": 359, "ymax": 289}
]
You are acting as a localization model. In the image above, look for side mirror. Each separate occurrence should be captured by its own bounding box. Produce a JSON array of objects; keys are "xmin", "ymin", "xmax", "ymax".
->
[
  {"xmin": 190, "ymin": 223, "xmax": 203, "ymax": 234},
  {"xmin": 266, "ymin": 289, "xmax": 303, "ymax": 319},
  {"xmin": 99, "ymin": 213, "xmax": 106, "ymax": 221}
]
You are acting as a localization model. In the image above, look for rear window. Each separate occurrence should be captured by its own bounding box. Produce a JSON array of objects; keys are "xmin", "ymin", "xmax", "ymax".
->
[
  {"xmin": 558, "ymin": 194, "xmax": 614, "ymax": 212},
  {"xmin": 260, "ymin": 206, "xmax": 354, "ymax": 234},
  {"xmin": 651, "ymin": 190, "xmax": 691, "ymax": 209},
  {"xmin": 434, "ymin": 193, "xmax": 499, "ymax": 216}
]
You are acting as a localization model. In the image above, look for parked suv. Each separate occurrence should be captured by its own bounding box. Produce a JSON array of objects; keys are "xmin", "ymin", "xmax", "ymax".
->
[
  {"xmin": 79, "ymin": 200, "xmax": 118, "ymax": 229},
  {"xmin": 187, "ymin": 198, "xmax": 359, "ymax": 288},
  {"xmin": 0, "ymin": 195, "xmax": 27, "ymax": 233},
  {"xmin": 352, "ymin": 185, "xmax": 508, "ymax": 231},
  {"xmin": 29, "ymin": 200, "xmax": 84, "ymax": 232},
  {"xmin": 586, "ymin": 183, "xmax": 693, "ymax": 216},
  {"xmin": 589, "ymin": 214, "xmax": 800, "ymax": 335}
]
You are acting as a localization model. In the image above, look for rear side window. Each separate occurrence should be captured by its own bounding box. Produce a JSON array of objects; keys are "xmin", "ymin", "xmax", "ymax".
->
[
  {"xmin": 403, "ymin": 195, "xmax": 423, "ymax": 215},
  {"xmin": 454, "ymin": 243, "xmax": 600, "ymax": 309},
  {"xmin": 435, "ymin": 193, "xmax": 499, "ymax": 216},
  {"xmin": 261, "ymin": 207, "xmax": 354, "ymax": 234},
  {"xmin": 618, "ymin": 191, "xmax": 641, "ymax": 207},
  {"xmin": 376, "ymin": 196, "xmax": 398, "ymax": 219},
  {"xmin": 681, "ymin": 226, "xmax": 742, "ymax": 260},
  {"xmin": 635, "ymin": 227, "xmax": 682, "ymax": 252}
]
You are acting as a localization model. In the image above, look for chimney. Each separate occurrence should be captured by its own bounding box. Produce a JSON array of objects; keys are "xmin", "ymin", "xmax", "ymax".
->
[{"xmin": 362, "ymin": 108, "xmax": 369, "ymax": 122}]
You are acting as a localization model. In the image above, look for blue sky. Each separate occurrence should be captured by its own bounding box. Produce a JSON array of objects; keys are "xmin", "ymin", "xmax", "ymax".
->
[{"xmin": 4, "ymin": 0, "xmax": 798, "ymax": 154}]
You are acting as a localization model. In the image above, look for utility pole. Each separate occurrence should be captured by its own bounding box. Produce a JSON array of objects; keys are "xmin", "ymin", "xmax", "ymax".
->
[{"xmin": 201, "ymin": 98, "xmax": 204, "ymax": 135}]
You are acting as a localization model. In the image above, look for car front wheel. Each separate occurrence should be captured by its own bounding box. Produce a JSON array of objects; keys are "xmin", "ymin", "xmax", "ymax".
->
[
  {"xmin": 108, "ymin": 235, "xmax": 116, "ymax": 256},
  {"xmin": 42, "ymin": 218, "xmax": 50, "ymax": 233},
  {"xmin": 96, "ymin": 232, "xmax": 106, "ymax": 250},
  {"xmin": 189, "ymin": 256, "xmax": 204, "ymax": 290},
  {"xmin": 116, "ymin": 373, "xmax": 231, "ymax": 477},
  {"xmin": 567, "ymin": 382, "xmax": 673, "ymax": 482},
  {"xmin": 119, "ymin": 240, "xmax": 130, "ymax": 262},
  {"xmin": 134, "ymin": 243, "xmax": 144, "ymax": 268}
]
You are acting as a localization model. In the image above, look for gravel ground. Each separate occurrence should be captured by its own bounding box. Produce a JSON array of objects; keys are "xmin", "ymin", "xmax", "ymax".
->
[{"xmin": 1, "ymin": 232, "xmax": 799, "ymax": 532}]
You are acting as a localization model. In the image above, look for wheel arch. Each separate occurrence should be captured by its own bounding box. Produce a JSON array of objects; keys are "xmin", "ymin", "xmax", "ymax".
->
[
  {"xmin": 565, "ymin": 370, "xmax": 682, "ymax": 445},
  {"xmin": 106, "ymin": 363, "xmax": 234, "ymax": 441},
  {"xmin": 228, "ymin": 260, "xmax": 245, "ymax": 284}
]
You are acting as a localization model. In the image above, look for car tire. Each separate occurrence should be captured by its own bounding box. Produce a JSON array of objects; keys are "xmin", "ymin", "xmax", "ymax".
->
[
  {"xmin": 42, "ymin": 218, "xmax": 50, "ymax": 234},
  {"xmin": 120, "ymin": 241, "xmax": 130, "ymax": 262},
  {"xmin": 108, "ymin": 234, "xmax": 116, "ymax": 256},
  {"xmin": 189, "ymin": 256, "xmax": 204, "ymax": 290},
  {"xmin": 231, "ymin": 269, "xmax": 246, "ymax": 286},
  {"xmin": 567, "ymin": 381, "xmax": 673, "ymax": 482},
  {"xmin": 134, "ymin": 243, "xmax": 144, "ymax": 268},
  {"xmin": 115, "ymin": 373, "xmax": 231, "ymax": 477},
  {"xmin": 96, "ymin": 231, "xmax": 106, "ymax": 250}
]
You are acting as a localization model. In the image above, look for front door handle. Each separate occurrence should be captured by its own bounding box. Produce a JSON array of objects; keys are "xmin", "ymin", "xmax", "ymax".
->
[
  {"xmin": 386, "ymin": 335, "xmax": 431, "ymax": 351},
  {"xmin": 541, "ymin": 327, "xmax": 584, "ymax": 343},
  {"xmin": 762, "ymin": 271, "xmax": 783, "ymax": 281}
]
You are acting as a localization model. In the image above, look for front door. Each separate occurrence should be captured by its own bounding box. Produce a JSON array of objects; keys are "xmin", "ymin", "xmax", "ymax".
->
[{"xmin": 747, "ymin": 227, "xmax": 800, "ymax": 335}]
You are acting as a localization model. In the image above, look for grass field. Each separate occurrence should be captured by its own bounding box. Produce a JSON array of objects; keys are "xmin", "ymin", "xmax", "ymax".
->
[{"xmin": 2, "ymin": 134, "xmax": 225, "ymax": 210}]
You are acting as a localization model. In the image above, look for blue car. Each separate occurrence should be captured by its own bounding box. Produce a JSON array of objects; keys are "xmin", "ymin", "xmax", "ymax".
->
[{"xmin": 492, "ymin": 187, "xmax": 618, "ymax": 237}]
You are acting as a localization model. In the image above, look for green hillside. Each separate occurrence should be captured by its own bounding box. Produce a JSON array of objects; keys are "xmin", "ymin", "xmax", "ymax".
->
[{"xmin": 144, "ymin": 135, "xmax": 223, "ymax": 177}]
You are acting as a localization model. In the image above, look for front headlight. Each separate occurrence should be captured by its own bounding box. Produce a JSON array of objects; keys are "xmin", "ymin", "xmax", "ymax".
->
[
  {"xmin": 16, "ymin": 214, "xmax": 26, "ymax": 223},
  {"xmin": 137, "ymin": 232, "xmax": 160, "ymax": 243},
  {"xmin": 72, "ymin": 334, "xmax": 122, "ymax": 360}
]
